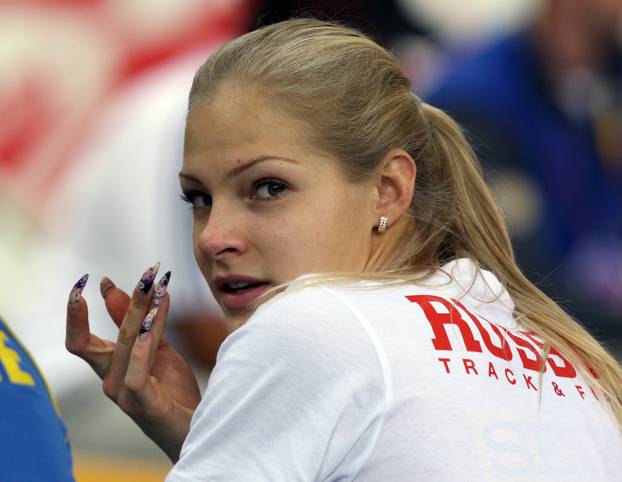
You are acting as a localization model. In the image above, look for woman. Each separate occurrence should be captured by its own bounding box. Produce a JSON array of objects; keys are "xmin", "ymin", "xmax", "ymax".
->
[{"xmin": 66, "ymin": 18, "xmax": 622, "ymax": 480}]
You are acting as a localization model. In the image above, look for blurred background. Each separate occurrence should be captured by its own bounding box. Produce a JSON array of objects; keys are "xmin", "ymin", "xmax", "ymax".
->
[{"xmin": 1, "ymin": 0, "xmax": 620, "ymax": 480}]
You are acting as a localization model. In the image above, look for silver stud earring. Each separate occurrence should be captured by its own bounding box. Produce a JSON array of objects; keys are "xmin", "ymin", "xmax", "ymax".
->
[{"xmin": 377, "ymin": 215, "xmax": 389, "ymax": 233}]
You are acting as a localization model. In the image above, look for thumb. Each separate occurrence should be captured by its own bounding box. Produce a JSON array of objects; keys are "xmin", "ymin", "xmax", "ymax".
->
[{"xmin": 100, "ymin": 277, "xmax": 131, "ymax": 328}]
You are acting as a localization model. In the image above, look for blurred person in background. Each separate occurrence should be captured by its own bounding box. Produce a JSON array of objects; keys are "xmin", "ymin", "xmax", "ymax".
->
[
  {"xmin": 426, "ymin": 0, "xmax": 622, "ymax": 347},
  {"xmin": 66, "ymin": 18, "xmax": 622, "ymax": 480},
  {"xmin": 0, "ymin": 314, "xmax": 74, "ymax": 481}
]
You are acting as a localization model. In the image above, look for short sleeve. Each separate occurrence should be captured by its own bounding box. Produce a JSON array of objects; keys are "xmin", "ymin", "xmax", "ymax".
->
[{"xmin": 166, "ymin": 286, "xmax": 388, "ymax": 482}]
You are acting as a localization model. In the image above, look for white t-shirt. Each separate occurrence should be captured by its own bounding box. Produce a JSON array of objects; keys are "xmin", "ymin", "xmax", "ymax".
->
[{"xmin": 167, "ymin": 259, "xmax": 622, "ymax": 481}]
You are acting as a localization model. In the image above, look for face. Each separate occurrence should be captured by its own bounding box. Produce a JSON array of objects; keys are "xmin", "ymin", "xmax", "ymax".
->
[{"xmin": 181, "ymin": 85, "xmax": 377, "ymax": 327}]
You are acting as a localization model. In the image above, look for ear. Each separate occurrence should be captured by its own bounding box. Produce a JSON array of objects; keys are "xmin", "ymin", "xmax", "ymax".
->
[{"xmin": 373, "ymin": 148, "xmax": 416, "ymax": 228}]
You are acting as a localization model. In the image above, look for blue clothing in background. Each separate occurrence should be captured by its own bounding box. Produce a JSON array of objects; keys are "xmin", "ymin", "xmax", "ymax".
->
[
  {"xmin": 426, "ymin": 29, "xmax": 622, "ymax": 331},
  {"xmin": 0, "ymin": 316, "xmax": 74, "ymax": 481}
]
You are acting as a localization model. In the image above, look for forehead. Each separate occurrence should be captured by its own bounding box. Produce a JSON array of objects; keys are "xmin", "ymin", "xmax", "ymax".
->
[
  {"xmin": 183, "ymin": 85, "xmax": 336, "ymax": 176},
  {"xmin": 185, "ymin": 86, "xmax": 303, "ymax": 153}
]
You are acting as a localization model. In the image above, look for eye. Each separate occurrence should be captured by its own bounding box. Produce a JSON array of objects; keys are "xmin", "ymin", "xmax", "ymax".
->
[
  {"xmin": 253, "ymin": 179, "xmax": 287, "ymax": 201},
  {"xmin": 180, "ymin": 191, "xmax": 212, "ymax": 209}
]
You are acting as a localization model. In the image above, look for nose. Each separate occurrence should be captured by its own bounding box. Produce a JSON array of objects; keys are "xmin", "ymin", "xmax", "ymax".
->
[{"xmin": 195, "ymin": 207, "xmax": 247, "ymax": 261}]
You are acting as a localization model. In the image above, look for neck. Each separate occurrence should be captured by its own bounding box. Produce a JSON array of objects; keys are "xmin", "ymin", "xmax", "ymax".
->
[{"xmin": 365, "ymin": 216, "xmax": 415, "ymax": 272}]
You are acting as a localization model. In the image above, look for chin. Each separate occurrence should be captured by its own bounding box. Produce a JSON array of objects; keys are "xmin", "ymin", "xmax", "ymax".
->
[{"xmin": 224, "ymin": 310, "xmax": 253, "ymax": 332}]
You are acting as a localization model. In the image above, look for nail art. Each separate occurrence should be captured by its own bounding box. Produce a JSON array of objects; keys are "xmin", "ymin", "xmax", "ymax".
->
[
  {"xmin": 137, "ymin": 261, "xmax": 160, "ymax": 294},
  {"xmin": 100, "ymin": 277, "xmax": 116, "ymax": 299},
  {"xmin": 149, "ymin": 271, "xmax": 171, "ymax": 310},
  {"xmin": 139, "ymin": 307, "xmax": 158, "ymax": 336},
  {"xmin": 68, "ymin": 274, "xmax": 89, "ymax": 310},
  {"xmin": 139, "ymin": 271, "xmax": 172, "ymax": 336}
]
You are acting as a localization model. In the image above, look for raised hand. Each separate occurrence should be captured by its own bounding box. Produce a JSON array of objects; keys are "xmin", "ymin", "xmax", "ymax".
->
[{"xmin": 65, "ymin": 264, "xmax": 201, "ymax": 462}]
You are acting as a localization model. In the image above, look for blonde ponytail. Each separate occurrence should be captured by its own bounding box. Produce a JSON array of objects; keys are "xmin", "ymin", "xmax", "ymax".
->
[
  {"xmin": 419, "ymin": 103, "xmax": 622, "ymax": 425},
  {"xmin": 189, "ymin": 17, "xmax": 622, "ymax": 428}
]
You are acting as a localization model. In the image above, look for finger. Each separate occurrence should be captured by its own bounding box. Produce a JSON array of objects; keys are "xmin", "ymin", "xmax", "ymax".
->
[
  {"xmin": 65, "ymin": 274, "xmax": 91, "ymax": 354},
  {"xmin": 124, "ymin": 295, "xmax": 171, "ymax": 415},
  {"xmin": 125, "ymin": 330, "xmax": 153, "ymax": 392},
  {"xmin": 125, "ymin": 348, "xmax": 168, "ymax": 420},
  {"xmin": 146, "ymin": 291, "xmax": 170, "ymax": 360},
  {"xmin": 101, "ymin": 277, "xmax": 130, "ymax": 328},
  {"xmin": 139, "ymin": 274, "xmax": 171, "ymax": 342},
  {"xmin": 66, "ymin": 274, "xmax": 115, "ymax": 377},
  {"xmin": 105, "ymin": 265, "xmax": 168, "ymax": 397},
  {"xmin": 102, "ymin": 276, "xmax": 172, "ymax": 349},
  {"xmin": 124, "ymin": 307, "xmax": 166, "ymax": 396},
  {"xmin": 117, "ymin": 262, "xmax": 162, "ymax": 348}
]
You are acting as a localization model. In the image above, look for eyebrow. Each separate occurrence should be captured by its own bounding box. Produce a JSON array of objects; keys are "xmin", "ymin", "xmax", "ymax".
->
[
  {"xmin": 225, "ymin": 155, "xmax": 299, "ymax": 178},
  {"xmin": 179, "ymin": 155, "xmax": 299, "ymax": 183}
]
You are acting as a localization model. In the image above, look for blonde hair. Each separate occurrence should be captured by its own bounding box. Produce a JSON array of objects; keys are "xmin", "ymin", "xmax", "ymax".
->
[{"xmin": 188, "ymin": 18, "xmax": 622, "ymax": 426}]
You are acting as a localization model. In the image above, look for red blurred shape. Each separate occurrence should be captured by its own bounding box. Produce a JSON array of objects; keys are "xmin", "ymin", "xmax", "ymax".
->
[{"xmin": 0, "ymin": 77, "xmax": 55, "ymax": 172}]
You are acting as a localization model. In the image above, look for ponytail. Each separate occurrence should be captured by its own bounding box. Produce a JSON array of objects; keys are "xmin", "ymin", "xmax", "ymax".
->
[{"xmin": 417, "ymin": 102, "xmax": 622, "ymax": 427}]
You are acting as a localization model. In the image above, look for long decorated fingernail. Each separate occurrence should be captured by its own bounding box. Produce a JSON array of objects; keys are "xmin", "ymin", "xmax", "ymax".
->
[
  {"xmin": 149, "ymin": 271, "xmax": 171, "ymax": 310},
  {"xmin": 139, "ymin": 307, "xmax": 158, "ymax": 338},
  {"xmin": 139, "ymin": 271, "xmax": 171, "ymax": 337},
  {"xmin": 100, "ymin": 277, "xmax": 116, "ymax": 299},
  {"xmin": 68, "ymin": 274, "xmax": 89, "ymax": 311},
  {"xmin": 137, "ymin": 261, "xmax": 160, "ymax": 294}
]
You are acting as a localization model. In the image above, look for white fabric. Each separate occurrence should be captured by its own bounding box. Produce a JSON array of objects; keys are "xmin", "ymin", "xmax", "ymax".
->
[{"xmin": 167, "ymin": 259, "xmax": 622, "ymax": 481}]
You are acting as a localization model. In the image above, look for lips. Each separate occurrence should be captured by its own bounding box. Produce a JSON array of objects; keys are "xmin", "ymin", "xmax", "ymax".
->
[{"xmin": 214, "ymin": 275, "xmax": 271, "ymax": 310}]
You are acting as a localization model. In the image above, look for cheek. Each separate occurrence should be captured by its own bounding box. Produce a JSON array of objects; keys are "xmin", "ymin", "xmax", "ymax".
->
[
  {"xmin": 270, "ymin": 211, "xmax": 366, "ymax": 273},
  {"xmin": 258, "ymin": 220, "xmax": 300, "ymax": 255},
  {"xmin": 257, "ymin": 218, "xmax": 319, "ymax": 275},
  {"xmin": 320, "ymin": 196, "xmax": 372, "ymax": 264}
]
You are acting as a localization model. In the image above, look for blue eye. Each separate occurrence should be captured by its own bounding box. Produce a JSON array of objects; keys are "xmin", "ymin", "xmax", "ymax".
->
[
  {"xmin": 254, "ymin": 179, "xmax": 287, "ymax": 201},
  {"xmin": 180, "ymin": 191, "xmax": 211, "ymax": 209}
]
